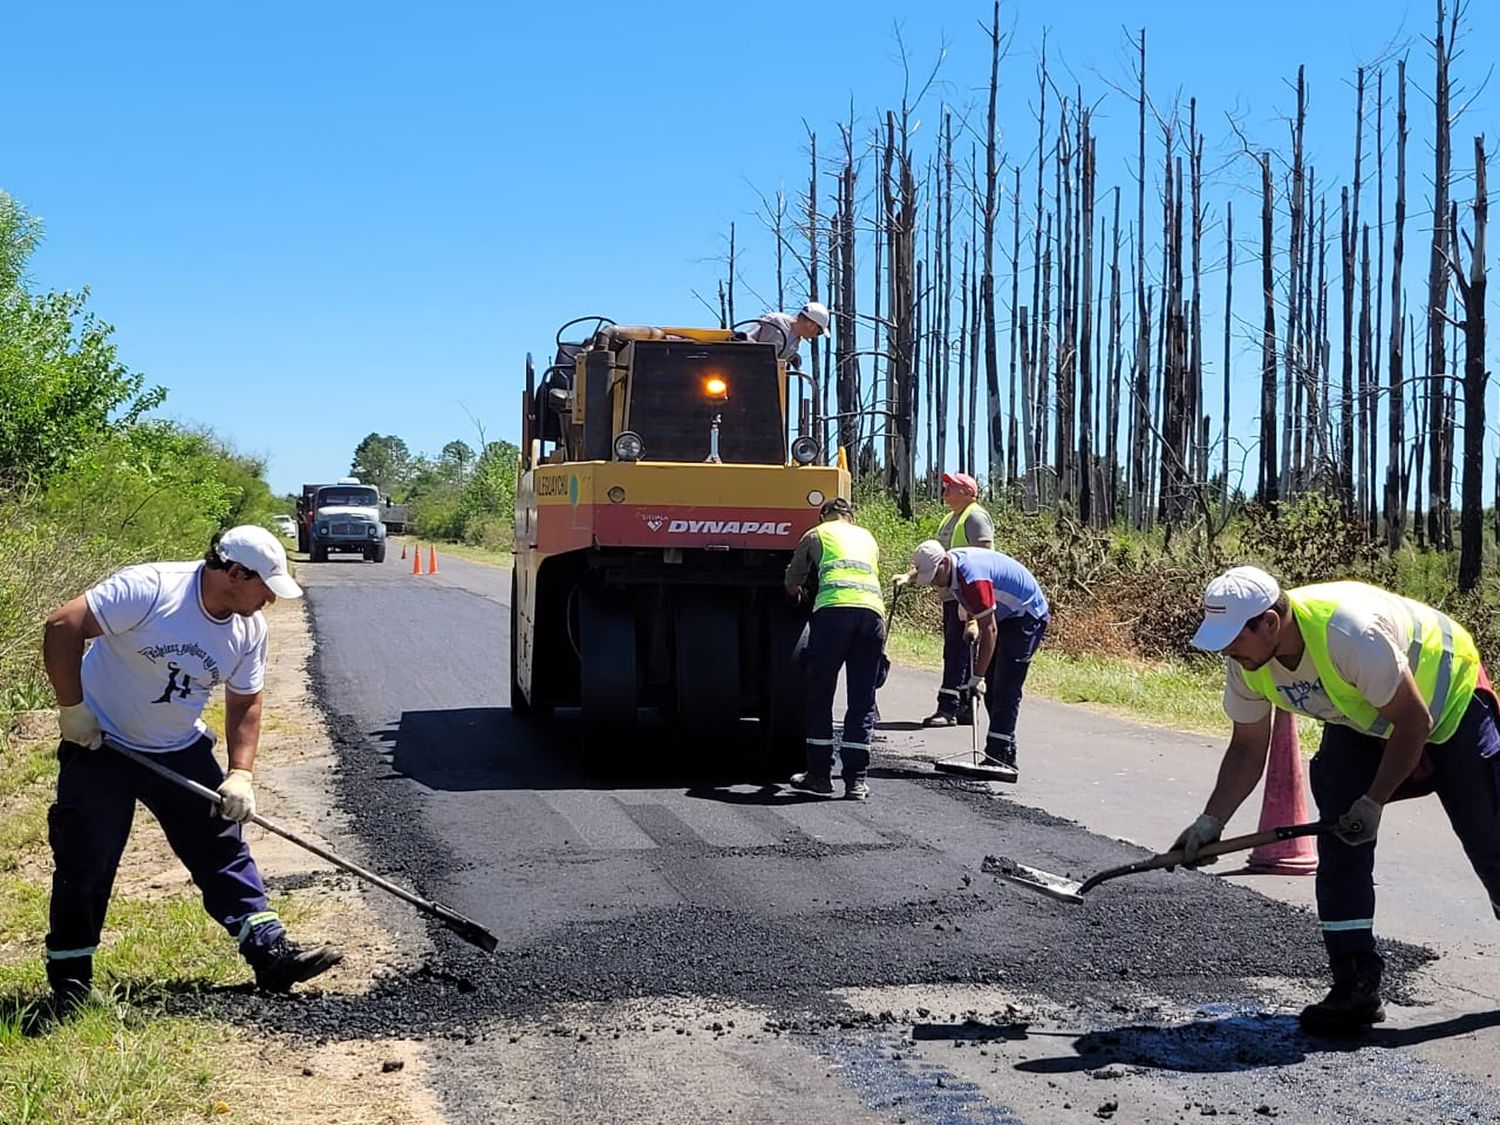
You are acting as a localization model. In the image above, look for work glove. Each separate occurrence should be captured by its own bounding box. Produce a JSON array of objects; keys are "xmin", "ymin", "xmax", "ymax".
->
[
  {"xmin": 962, "ymin": 673, "xmax": 986, "ymax": 696},
  {"xmin": 963, "ymin": 620, "xmax": 980, "ymax": 644},
  {"xmin": 1334, "ymin": 795, "xmax": 1382, "ymax": 846},
  {"xmin": 892, "ymin": 573, "xmax": 911, "ymax": 589},
  {"xmin": 217, "ymin": 769, "xmax": 256, "ymax": 824},
  {"xmin": 1169, "ymin": 813, "xmax": 1224, "ymax": 867},
  {"xmin": 58, "ymin": 702, "xmax": 103, "ymax": 750}
]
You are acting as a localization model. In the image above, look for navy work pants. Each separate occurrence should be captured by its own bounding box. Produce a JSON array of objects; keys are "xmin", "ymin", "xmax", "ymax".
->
[
  {"xmin": 804, "ymin": 606, "xmax": 885, "ymax": 781},
  {"xmin": 46, "ymin": 738, "xmax": 283, "ymax": 980},
  {"xmin": 936, "ymin": 600, "xmax": 972, "ymax": 718},
  {"xmin": 1309, "ymin": 690, "xmax": 1500, "ymax": 960},
  {"xmin": 982, "ymin": 613, "xmax": 1049, "ymax": 761}
]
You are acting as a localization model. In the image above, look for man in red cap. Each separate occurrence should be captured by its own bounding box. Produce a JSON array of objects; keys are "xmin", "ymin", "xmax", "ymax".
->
[{"xmin": 897, "ymin": 472, "xmax": 994, "ymax": 727}]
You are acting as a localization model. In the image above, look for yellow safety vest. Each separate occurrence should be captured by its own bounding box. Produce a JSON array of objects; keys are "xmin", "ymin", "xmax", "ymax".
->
[
  {"xmin": 944, "ymin": 502, "xmax": 982, "ymax": 549},
  {"xmin": 812, "ymin": 521, "xmax": 884, "ymax": 615},
  {"xmin": 1241, "ymin": 581, "xmax": 1482, "ymax": 744}
]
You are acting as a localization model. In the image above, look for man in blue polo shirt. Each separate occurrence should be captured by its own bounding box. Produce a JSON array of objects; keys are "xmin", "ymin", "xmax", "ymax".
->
[{"xmin": 909, "ymin": 540, "xmax": 1049, "ymax": 780}]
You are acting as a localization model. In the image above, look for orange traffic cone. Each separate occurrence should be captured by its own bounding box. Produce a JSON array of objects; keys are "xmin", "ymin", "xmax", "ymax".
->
[
  {"xmin": 400, "ymin": 543, "xmax": 407, "ymax": 560},
  {"xmin": 1245, "ymin": 709, "xmax": 1319, "ymax": 873},
  {"xmin": 412, "ymin": 545, "xmax": 424, "ymax": 575},
  {"xmin": 428, "ymin": 546, "xmax": 439, "ymax": 574}
]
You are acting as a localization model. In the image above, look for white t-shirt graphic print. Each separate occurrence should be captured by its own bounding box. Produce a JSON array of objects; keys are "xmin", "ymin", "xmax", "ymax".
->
[{"xmin": 82, "ymin": 562, "xmax": 268, "ymax": 752}]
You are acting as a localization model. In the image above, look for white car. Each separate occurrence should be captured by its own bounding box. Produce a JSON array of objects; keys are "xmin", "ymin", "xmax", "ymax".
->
[{"xmin": 272, "ymin": 515, "xmax": 297, "ymax": 538}]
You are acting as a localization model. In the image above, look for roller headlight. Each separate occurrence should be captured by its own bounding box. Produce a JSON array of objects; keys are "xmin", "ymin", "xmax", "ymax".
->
[
  {"xmin": 614, "ymin": 431, "xmax": 644, "ymax": 462},
  {"xmin": 790, "ymin": 436, "xmax": 820, "ymax": 465},
  {"xmin": 806, "ymin": 490, "xmax": 825, "ymax": 507}
]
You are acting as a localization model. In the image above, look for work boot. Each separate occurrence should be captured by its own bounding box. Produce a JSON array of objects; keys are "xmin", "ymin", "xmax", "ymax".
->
[
  {"xmin": 983, "ymin": 739, "xmax": 1019, "ymax": 780},
  {"xmin": 922, "ymin": 711, "xmax": 958, "ymax": 728},
  {"xmin": 787, "ymin": 772, "xmax": 835, "ymax": 797},
  {"xmin": 246, "ymin": 935, "xmax": 344, "ymax": 993},
  {"xmin": 845, "ymin": 778, "xmax": 871, "ymax": 801},
  {"xmin": 1299, "ymin": 952, "xmax": 1385, "ymax": 1035}
]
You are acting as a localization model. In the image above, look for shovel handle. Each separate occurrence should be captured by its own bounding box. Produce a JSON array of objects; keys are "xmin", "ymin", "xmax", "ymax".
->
[{"xmin": 1077, "ymin": 821, "xmax": 1330, "ymax": 894}]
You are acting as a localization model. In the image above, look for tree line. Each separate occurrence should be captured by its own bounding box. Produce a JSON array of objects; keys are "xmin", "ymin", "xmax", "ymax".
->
[
  {"xmin": 0, "ymin": 193, "xmax": 285, "ymax": 710},
  {"xmin": 343, "ymin": 431, "xmax": 518, "ymax": 548}
]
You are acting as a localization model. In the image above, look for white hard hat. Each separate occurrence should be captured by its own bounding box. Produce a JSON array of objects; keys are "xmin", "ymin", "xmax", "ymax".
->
[{"xmin": 799, "ymin": 301, "xmax": 830, "ymax": 333}]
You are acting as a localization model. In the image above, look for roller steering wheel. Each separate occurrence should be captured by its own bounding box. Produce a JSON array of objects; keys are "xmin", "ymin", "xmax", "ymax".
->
[{"xmin": 555, "ymin": 316, "xmax": 616, "ymax": 350}]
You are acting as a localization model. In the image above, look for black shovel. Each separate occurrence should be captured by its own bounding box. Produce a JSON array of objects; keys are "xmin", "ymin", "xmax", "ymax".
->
[
  {"xmin": 982, "ymin": 821, "xmax": 1331, "ymax": 905},
  {"xmin": 109, "ymin": 741, "xmax": 499, "ymax": 952}
]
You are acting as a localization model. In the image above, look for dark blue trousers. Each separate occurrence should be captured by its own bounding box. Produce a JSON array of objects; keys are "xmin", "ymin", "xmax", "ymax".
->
[
  {"xmin": 45, "ymin": 738, "xmax": 284, "ymax": 982},
  {"xmin": 1309, "ymin": 691, "xmax": 1500, "ymax": 960},
  {"xmin": 983, "ymin": 613, "xmax": 1049, "ymax": 760},
  {"xmin": 937, "ymin": 600, "xmax": 972, "ymax": 718},
  {"xmin": 804, "ymin": 606, "xmax": 885, "ymax": 781}
]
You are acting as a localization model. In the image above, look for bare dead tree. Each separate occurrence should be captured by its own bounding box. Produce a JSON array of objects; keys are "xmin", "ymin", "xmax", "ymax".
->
[
  {"xmin": 1258, "ymin": 151, "xmax": 1279, "ymax": 503},
  {"xmin": 1222, "ymin": 201, "xmax": 1234, "ymax": 503},
  {"xmin": 1452, "ymin": 135, "xmax": 1486, "ymax": 589},
  {"xmin": 1385, "ymin": 59, "xmax": 1409, "ymax": 549},
  {"xmin": 1427, "ymin": 0, "xmax": 1457, "ymax": 549},
  {"xmin": 1129, "ymin": 28, "xmax": 1151, "ymax": 528},
  {"xmin": 1107, "ymin": 186, "xmax": 1123, "ymax": 523},
  {"xmin": 1078, "ymin": 120, "xmax": 1096, "ymax": 523},
  {"xmin": 981, "ymin": 0, "xmax": 1004, "ymax": 488}
]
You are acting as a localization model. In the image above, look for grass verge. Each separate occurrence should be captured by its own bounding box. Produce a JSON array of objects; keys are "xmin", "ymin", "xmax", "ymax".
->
[
  {"xmin": 887, "ymin": 626, "xmax": 1323, "ymax": 747},
  {"xmin": 0, "ymin": 731, "xmax": 292, "ymax": 1124}
]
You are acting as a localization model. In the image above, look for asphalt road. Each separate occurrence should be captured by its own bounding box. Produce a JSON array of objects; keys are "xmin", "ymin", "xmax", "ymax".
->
[{"xmin": 262, "ymin": 547, "xmax": 1500, "ymax": 1124}]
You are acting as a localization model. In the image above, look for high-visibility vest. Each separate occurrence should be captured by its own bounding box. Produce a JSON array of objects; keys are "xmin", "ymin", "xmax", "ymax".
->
[
  {"xmin": 812, "ymin": 521, "xmax": 884, "ymax": 615},
  {"xmin": 1240, "ymin": 581, "xmax": 1482, "ymax": 744},
  {"xmin": 944, "ymin": 502, "xmax": 982, "ymax": 549}
]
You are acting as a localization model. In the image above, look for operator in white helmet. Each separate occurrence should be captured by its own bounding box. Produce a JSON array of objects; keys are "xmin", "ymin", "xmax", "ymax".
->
[{"xmin": 736, "ymin": 301, "xmax": 830, "ymax": 367}]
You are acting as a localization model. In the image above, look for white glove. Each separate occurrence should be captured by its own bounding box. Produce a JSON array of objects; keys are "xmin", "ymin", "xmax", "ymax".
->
[
  {"xmin": 892, "ymin": 573, "xmax": 912, "ymax": 589},
  {"xmin": 217, "ymin": 769, "xmax": 256, "ymax": 824},
  {"xmin": 962, "ymin": 673, "xmax": 986, "ymax": 696},
  {"xmin": 58, "ymin": 702, "xmax": 103, "ymax": 750},
  {"xmin": 1334, "ymin": 795, "xmax": 1382, "ymax": 846},
  {"xmin": 963, "ymin": 620, "xmax": 980, "ymax": 644},
  {"xmin": 1170, "ymin": 813, "xmax": 1224, "ymax": 867}
]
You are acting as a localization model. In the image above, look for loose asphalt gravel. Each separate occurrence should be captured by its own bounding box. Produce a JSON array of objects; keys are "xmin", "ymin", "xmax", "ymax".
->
[{"xmin": 155, "ymin": 554, "xmax": 1500, "ymax": 1124}]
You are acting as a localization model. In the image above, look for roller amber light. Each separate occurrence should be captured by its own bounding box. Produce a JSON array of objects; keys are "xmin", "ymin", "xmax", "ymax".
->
[{"xmin": 704, "ymin": 376, "xmax": 728, "ymax": 397}]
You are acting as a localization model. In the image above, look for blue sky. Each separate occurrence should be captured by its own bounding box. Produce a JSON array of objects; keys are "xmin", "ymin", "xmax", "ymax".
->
[{"xmin": 6, "ymin": 1, "xmax": 1494, "ymax": 497}]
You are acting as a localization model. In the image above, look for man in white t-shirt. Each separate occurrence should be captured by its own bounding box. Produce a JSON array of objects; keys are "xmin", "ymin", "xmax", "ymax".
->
[
  {"xmin": 39, "ymin": 526, "xmax": 343, "ymax": 1012},
  {"xmin": 1174, "ymin": 565, "xmax": 1500, "ymax": 1036}
]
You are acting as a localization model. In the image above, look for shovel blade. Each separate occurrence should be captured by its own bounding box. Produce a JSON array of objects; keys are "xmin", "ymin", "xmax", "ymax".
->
[{"xmin": 981, "ymin": 854, "xmax": 1086, "ymax": 904}]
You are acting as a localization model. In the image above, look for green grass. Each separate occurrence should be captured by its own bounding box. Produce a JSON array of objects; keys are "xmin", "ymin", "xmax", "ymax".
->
[
  {"xmin": 0, "ymin": 731, "xmax": 297, "ymax": 1124},
  {"xmin": 887, "ymin": 625, "xmax": 1323, "ymax": 747}
]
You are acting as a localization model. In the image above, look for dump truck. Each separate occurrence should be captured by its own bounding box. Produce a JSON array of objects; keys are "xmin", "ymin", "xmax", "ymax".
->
[
  {"xmin": 303, "ymin": 478, "xmax": 388, "ymax": 562},
  {"xmin": 510, "ymin": 316, "xmax": 849, "ymax": 763}
]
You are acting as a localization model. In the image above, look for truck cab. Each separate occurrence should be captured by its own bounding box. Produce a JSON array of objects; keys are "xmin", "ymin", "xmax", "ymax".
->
[{"xmin": 308, "ymin": 478, "xmax": 387, "ymax": 562}]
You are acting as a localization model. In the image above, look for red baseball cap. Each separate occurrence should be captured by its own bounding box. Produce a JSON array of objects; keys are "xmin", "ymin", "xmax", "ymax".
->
[{"xmin": 941, "ymin": 472, "xmax": 978, "ymax": 495}]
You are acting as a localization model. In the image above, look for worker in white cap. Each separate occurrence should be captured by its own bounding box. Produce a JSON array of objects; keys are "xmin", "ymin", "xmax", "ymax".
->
[
  {"xmin": 1176, "ymin": 564, "xmax": 1500, "ymax": 1036},
  {"xmin": 38, "ymin": 526, "xmax": 342, "ymax": 1018},
  {"xmin": 736, "ymin": 301, "xmax": 830, "ymax": 368}
]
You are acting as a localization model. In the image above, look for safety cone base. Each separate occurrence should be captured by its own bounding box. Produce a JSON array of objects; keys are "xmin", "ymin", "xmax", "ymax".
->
[{"xmin": 1245, "ymin": 709, "xmax": 1318, "ymax": 876}]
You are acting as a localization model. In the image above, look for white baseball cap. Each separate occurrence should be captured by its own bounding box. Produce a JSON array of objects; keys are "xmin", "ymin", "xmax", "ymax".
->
[
  {"xmin": 910, "ymin": 539, "xmax": 948, "ymax": 585},
  {"xmin": 1191, "ymin": 565, "xmax": 1280, "ymax": 651},
  {"xmin": 217, "ymin": 525, "xmax": 303, "ymax": 599}
]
